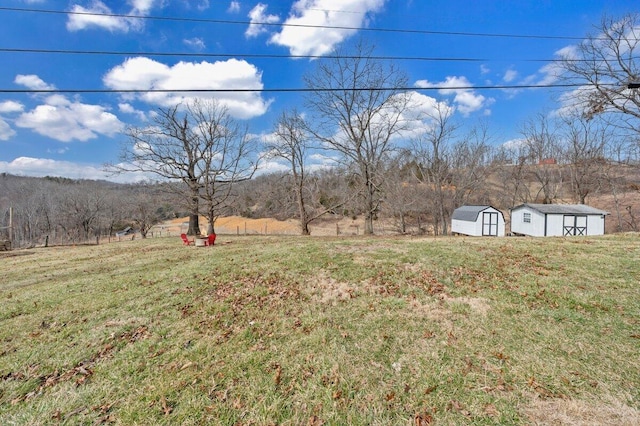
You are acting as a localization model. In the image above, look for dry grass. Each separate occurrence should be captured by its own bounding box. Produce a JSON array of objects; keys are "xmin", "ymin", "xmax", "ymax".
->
[{"xmin": 1, "ymin": 234, "xmax": 639, "ymax": 425}]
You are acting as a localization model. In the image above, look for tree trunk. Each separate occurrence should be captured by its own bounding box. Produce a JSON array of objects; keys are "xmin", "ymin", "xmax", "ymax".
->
[{"xmin": 188, "ymin": 213, "xmax": 200, "ymax": 236}]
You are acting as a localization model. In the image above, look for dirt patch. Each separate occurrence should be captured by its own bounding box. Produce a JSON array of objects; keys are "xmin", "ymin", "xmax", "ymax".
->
[
  {"xmin": 306, "ymin": 271, "xmax": 355, "ymax": 305},
  {"xmin": 522, "ymin": 395, "xmax": 640, "ymax": 426},
  {"xmin": 152, "ymin": 215, "xmax": 400, "ymax": 237}
]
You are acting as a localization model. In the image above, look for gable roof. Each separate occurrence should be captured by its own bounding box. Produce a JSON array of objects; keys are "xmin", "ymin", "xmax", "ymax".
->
[
  {"xmin": 511, "ymin": 203, "xmax": 608, "ymax": 215},
  {"xmin": 452, "ymin": 205, "xmax": 500, "ymax": 222}
]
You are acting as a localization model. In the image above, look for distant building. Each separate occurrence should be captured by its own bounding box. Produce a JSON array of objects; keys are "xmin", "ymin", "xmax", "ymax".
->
[
  {"xmin": 539, "ymin": 158, "xmax": 557, "ymax": 165},
  {"xmin": 510, "ymin": 203, "xmax": 608, "ymax": 237},
  {"xmin": 451, "ymin": 205, "xmax": 505, "ymax": 237}
]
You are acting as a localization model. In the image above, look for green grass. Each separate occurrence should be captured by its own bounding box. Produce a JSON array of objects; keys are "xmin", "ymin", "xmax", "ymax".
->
[{"xmin": 1, "ymin": 234, "xmax": 639, "ymax": 425}]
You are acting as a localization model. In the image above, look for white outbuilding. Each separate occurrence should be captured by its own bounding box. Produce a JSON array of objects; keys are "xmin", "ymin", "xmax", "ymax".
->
[
  {"xmin": 510, "ymin": 203, "xmax": 608, "ymax": 237},
  {"xmin": 451, "ymin": 205, "xmax": 505, "ymax": 237}
]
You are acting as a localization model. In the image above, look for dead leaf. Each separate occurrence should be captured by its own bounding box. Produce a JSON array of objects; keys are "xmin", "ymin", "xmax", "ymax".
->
[
  {"xmin": 160, "ymin": 396, "xmax": 172, "ymax": 416},
  {"xmin": 424, "ymin": 385, "xmax": 437, "ymax": 395},
  {"xmin": 414, "ymin": 412, "xmax": 433, "ymax": 425},
  {"xmin": 180, "ymin": 361, "xmax": 195, "ymax": 371},
  {"xmin": 484, "ymin": 403, "xmax": 500, "ymax": 417},
  {"xmin": 447, "ymin": 399, "xmax": 471, "ymax": 417},
  {"xmin": 307, "ymin": 415, "xmax": 324, "ymax": 426},
  {"xmin": 273, "ymin": 364, "xmax": 282, "ymax": 387}
]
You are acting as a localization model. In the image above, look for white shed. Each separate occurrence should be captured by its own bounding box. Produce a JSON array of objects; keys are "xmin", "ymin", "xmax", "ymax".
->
[
  {"xmin": 510, "ymin": 203, "xmax": 608, "ymax": 237},
  {"xmin": 451, "ymin": 205, "xmax": 505, "ymax": 236}
]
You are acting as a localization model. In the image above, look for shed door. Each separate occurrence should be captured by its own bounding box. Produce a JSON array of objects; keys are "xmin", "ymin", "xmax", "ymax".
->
[
  {"xmin": 482, "ymin": 212, "xmax": 499, "ymax": 236},
  {"xmin": 563, "ymin": 215, "xmax": 587, "ymax": 236}
]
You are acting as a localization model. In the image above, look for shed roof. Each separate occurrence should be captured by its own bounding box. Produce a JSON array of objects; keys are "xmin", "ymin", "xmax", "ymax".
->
[
  {"xmin": 452, "ymin": 205, "xmax": 496, "ymax": 222},
  {"xmin": 511, "ymin": 203, "xmax": 608, "ymax": 215}
]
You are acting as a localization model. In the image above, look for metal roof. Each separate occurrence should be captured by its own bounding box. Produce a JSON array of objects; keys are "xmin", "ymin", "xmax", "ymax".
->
[
  {"xmin": 452, "ymin": 205, "xmax": 497, "ymax": 222},
  {"xmin": 511, "ymin": 203, "xmax": 609, "ymax": 215}
]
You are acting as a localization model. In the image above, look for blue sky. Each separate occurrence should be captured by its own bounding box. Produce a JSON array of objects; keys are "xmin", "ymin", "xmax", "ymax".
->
[{"xmin": 0, "ymin": 0, "xmax": 636, "ymax": 182}]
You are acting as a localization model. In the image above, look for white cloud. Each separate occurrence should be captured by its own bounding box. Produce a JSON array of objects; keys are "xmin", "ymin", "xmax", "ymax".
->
[
  {"xmin": 0, "ymin": 118, "xmax": 16, "ymax": 141},
  {"xmin": 415, "ymin": 76, "xmax": 492, "ymax": 117},
  {"xmin": 183, "ymin": 37, "xmax": 206, "ymax": 50},
  {"xmin": 503, "ymin": 69, "xmax": 518, "ymax": 83},
  {"xmin": 228, "ymin": 1, "xmax": 240, "ymax": 13},
  {"xmin": 246, "ymin": 3, "xmax": 280, "ymax": 38},
  {"xmin": 67, "ymin": 2, "xmax": 131, "ymax": 32},
  {"xmin": 119, "ymin": 103, "xmax": 148, "ymax": 121},
  {"xmin": 0, "ymin": 157, "xmax": 152, "ymax": 183},
  {"xmin": 480, "ymin": 64, "xmax": 490, "ymax": 75},
  {"xmin": 255, "ymin": 158, "xmax": 290, "ymax": 176},
  {"xmin": 397, "ymin": 91, "xmax": 454, "ymax": 138},
  {"xmin": 0, "ymin": 101, "xmax": 24, "ymax": 113},
  {"xmin": 197, "ymin": 0, "xmax": 211, "ymax": 11},
  {"xmin": 129, "ymin": 0, "xmax": 155, "ymax": 14},
  {"xmin": 103, "ymin": 57, "xmax": 272, "ymax": 119},
  {"xmin": 66, "ymin": 0, "xmax": 161, "ymax": 32},
  {"xmin": 15, "ymin": 74, "xmax": 55, "ymax": 90},
  {"xmin": 15, "ymin": 93, "xmax": 124, "ymax": 142},
  {"xmin": 270, "ymin": 0, "xmax": 386, "ymax": 56},
  {"xmin": 522, "ymin": 45, "xmax": 576, "ymax": 88}
]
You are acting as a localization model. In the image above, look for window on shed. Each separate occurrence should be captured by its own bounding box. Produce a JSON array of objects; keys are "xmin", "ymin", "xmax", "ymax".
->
[{"xmin": 523, "ymin": 212, "xmax": 531, "ymax": 223}]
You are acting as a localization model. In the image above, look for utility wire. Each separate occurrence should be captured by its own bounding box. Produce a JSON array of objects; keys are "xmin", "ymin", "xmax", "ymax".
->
[
  {"xmin": 0, "ymin": 83, "xmax": 611, "ymax": 94},
  {"xmin": 0, "ymin": 6, "xmax": 599, "ymax": 41},
  {"xmin": 0, "ymin": 47, "xmax": 615, "ymax": 63}
]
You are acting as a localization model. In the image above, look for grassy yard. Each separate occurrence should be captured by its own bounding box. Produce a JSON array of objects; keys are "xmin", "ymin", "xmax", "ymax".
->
[{"xmin": 1, "ymin": 234, "xmax": 639, "ymax": 425}]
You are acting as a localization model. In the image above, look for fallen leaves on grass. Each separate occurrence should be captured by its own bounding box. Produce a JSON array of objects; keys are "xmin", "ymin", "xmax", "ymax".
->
[
  {"xmin": 9, "ymin": 325, "xmax": 150, "ymax": 405},
  {"xmin": 414, "ymin": 412, "xmax": 433, "ymax": 425},
  {"xmin": 447, "ymin": 399, "xmax": 471, "ymax": 417}
]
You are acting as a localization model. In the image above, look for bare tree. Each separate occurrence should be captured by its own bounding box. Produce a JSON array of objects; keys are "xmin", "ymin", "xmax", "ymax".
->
[
  {"xmin": 559, "ymin": 13, "xmax": 640, "ymax": 135},
  {"xmin": 304, "ymin": 41, "xmax": 410, "ymax": 234},
  {"xmin": 127, "ymin": 185, "xmax": 162, "ymax": 238},
  {"xmin": 495, "ymin": 143, "xmax": 532, "ymax": 208},
  {"xmin": 267, "ymin": 110, "xmax": 313, "ymax": 235},
  {"xmin": 267, "ymin": 110, "xmax": 344, "ymax": 235},
  {"xmin": 380, "ymin": 151, "xmax": 421, "ymax": 234},
  {"xmin": 112, "ymin": 99, "xmax": 256, "ymax": 236},
  {"xmin": 192, "ymin": 101, "xmax": 258, "ymax": 235},
  {"xmin": 411, "ymin": 102, "xmax": 458, "ymax": 235},
  {"xmin": 520, "ymin": 114, "xmax": 563, "ymax": 204},
  {"xmin": 560, "ymin": 113, "xmax": 609, "ymax": 204}
]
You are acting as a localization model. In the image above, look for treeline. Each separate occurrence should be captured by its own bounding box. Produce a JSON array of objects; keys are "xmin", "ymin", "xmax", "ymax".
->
[
  {"xmin": 0, "ymin": 175, "xmax": 183, "ymax": 248},
  {"xmin": 1, "ymin": 140, "xmax": 638, "ymax": 248}
]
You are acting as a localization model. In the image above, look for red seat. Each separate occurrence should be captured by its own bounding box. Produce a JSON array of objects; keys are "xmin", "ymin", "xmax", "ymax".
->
[
  {"xmin": 181, "ymin": 233, "xmax": 194, "ymax": 246},
  {"xmin": 205, "ymin": 234, "xmax": 216, "ymax": 246}
]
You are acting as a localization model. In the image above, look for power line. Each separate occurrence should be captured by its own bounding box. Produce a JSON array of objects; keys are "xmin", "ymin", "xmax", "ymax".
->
[
  {"xmin": 0, "ymin": 83, "xmax": 607, "ymax": 94},
  {"xmin": 0, "ymin": 6, "xmax": 596, "ymax": 41},
  {"xmin": 0, "ymin": 47, "xmax": 611, "ymax": 63}
]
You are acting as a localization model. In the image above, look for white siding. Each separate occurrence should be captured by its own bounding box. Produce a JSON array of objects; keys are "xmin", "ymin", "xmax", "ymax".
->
[
  {"xmin": 587, "ymin": 215, "xmax": 605, "ymax": 235},
  {"xmin": 452, "ymin": 207, "xmax": 505, "ymax": 236},
  {"xmin": 510, "ymin": 207, "xmax": 546, "ymax": 236},
  {"xmin": 451, "ymin": 219, "xmax": 477, "ymax": 236},
  {"xmin": 544, "ymin": 214, "xmax": 563, "ymax": 236}
]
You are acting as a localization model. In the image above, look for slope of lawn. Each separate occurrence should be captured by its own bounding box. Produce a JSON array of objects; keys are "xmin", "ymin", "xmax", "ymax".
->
[{"xmin": 1, "ymin": 234, "xmax": 639, "ymax": 425}]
